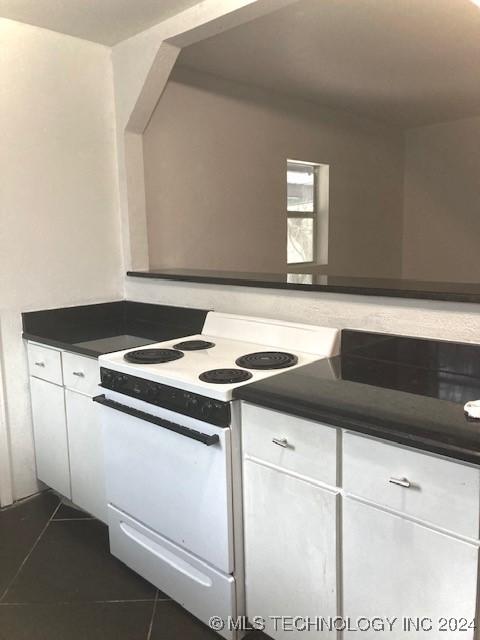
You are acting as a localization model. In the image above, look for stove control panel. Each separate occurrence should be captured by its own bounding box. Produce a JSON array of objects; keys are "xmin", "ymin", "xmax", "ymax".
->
[{"xmin": 100, "ymin": 368, "xmax": 231, "ymax": 427}]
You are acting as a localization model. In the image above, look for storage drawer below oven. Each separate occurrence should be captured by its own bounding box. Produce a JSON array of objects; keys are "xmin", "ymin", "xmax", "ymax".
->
[{"xmin": 108, "ymin": 506, "xmax": 236, "ymax": 640}]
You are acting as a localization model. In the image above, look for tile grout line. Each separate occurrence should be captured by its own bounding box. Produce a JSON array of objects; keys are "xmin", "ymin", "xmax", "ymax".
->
[
  {"xmin": 0, "ymin": 598, "xmax": 159, "ymax": 606},
  {"xmin": 0, "ymin": 499, "xmax": 62, "ymax": 603},
  {"xmin": 146, "ymin": 590, "xmax": 159, "ymax": 640},
  {"xmin": 51, "ymin": 517, "xmax": 95, "ymax": 522}
]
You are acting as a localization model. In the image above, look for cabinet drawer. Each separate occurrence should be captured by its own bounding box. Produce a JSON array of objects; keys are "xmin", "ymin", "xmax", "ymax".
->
[
  {"xmin": 242, "ymin": 403, "xmax": 337, "ymax": 487},
  {"xmin": 27, "ymin": 343, "xmax": 63, "ymax": 385},
  {"xmin": 343, "ymin": 432, "xmax": 480, "ymax": 539},
  {"xmin": 63, "ymin": 352, "xmax": 99, "ymax": 396}
]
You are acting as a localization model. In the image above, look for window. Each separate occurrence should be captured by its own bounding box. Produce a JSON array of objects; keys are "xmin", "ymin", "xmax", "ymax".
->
[{"xmin": 287, "ymin": 159, "xmax": 329, "ymax": 266}]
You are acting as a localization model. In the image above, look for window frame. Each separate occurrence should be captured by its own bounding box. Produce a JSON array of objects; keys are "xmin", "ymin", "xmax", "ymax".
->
[{"xmin": 287, "ymin": 160, "xmax": 319, "ymax": 266}]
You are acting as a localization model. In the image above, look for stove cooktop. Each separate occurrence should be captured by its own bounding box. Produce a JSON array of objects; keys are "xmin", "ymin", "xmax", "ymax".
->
[{"xmin": 101, "ymin": 334, "xmax": 321, "ymax": 401}]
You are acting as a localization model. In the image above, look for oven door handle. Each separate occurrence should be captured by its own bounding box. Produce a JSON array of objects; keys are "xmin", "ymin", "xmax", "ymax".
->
[{"xmin": 93, "ymin": 395, "xmax": 220, "ymax": 446}]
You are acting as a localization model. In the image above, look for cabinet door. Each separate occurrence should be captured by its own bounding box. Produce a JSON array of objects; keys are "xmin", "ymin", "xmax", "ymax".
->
[
  {"xmin": 343, "ymin": 497, "xmax": 478, "ymax": 639},
  {"xmin": 65, "ymin": 390, "xmax": 107, "ymax": 522},
  {"xmin": 30, "ymin": 377, "xmax": 70, "ymax": 498},
  {"xmin": 244, "ymin": 460, "xmax": 338, "ymax": 638}
]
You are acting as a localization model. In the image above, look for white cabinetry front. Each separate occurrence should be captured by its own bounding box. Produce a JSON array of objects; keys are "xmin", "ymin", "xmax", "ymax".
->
[
  {"xmin": 241, "ymin": 404, "xmax": 480, "ymax": 640},
  {"xmin": 244, "ymin": 460, "xmax": 338, "ymax": 639},
  {"xmin": 28, "ymin": 341, "xmax": 106, "ymax": 521},
  {"xmin": 343, "ymin": 432, "xmax": 480, "ymax": 539},
  {"xmin": 30, "ymin": 376, "xmax": 71, "ymax": 498},
  {"xmin": 27, "ymin": 342, "xmax": 63, "ymax": 385},
  {"xmin": 242, "ymin": 403, "xmax": 339, "ymax": 638},
  {"xmin": 242, "ymin": 403, "xmax": 337, "ymax": 486},
  {"xmin": 65, "ymin": 389, "xmax": 107, "ymax": 522},
  {"xmin": 343, "ymin": 497, "xmax": 478, "ymax": 639}
]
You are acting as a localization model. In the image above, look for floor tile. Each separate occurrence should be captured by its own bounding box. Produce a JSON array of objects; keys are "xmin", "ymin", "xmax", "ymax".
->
[
  {"xmin": 3, "ymin": 519, "xmax": 156, "ymax": 603},
  {"xmin": 52, "ymin": 503, "xmax": 92, "ymax": 520},
  {"xmin": 0, "ymin": 601, "xmax": 153, "ymax": 640},
  {"xmin": 0, "ymin": 492, "xmax": 60, "ymax": 598},
  {"xmin": 151, "ymin": 601, "xmax": 221, "ymax": 639}
]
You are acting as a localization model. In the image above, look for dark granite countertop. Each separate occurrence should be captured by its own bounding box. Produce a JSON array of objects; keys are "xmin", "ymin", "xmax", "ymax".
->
[
  {"xmin": 234, "ymin": 330, "xmax": 480, "ymax": 466},
  {"xmin": 22, "ymin": 301, "xmax": 209, "ymax": 358},
  {"xmin": 127, "ymin": 268, "xmax": 480, "ymax": 304}
]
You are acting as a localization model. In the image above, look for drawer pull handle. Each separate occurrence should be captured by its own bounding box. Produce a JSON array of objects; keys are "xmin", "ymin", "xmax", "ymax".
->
[
  {"xmin": 34, "ymin": 361, "xmax": 45, "ymax": 367},
  {"xmin": 272, "ymin": 437, "xmax": 289, "ymax": 448},
  {"xmin": 389, "ymin": 476, "xmax": 411, "ymax": 488},
  {"xmin": 72, "ymin": 371, "xmax": 85, "ymax": 378}
]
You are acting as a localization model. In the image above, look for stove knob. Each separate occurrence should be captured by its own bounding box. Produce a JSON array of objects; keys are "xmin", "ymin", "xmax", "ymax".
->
[
  {"xmin": 201, "ymin": 401, "xmax": 213, "ymax": 418},
  {"xmin": 145, "ymin": 384, "xmax": 157, "ymax": 400},
  {"xmin": 114, "ymin": 374, "xmax": 128, "ymax": 389},
  {"xmin": 133, "ymin": 383, "xmax": 142, "ymax": 396},
  {"xmin": 110, "ymin": 374, "xmax": 120, "ymax": 389},
  {"xmin": 102, "ymin": 370, "xmax": 113, "ymax": 385},
  {"xmin": 187, "ymin": 397, "xmax": 198, "ymax": 415}
]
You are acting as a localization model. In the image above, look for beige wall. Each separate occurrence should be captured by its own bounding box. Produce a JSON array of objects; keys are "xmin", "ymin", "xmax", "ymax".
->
[
  {"xmin": 402, "ymin": 115, "xmax": 480, "ymax": 283},
  {"xmin": 0, "ymin": 19, "xmax": 123, "ymax": 500},
  {"xmin": 143, "ymin": 66, "xmax": 405, "ymax": 277}
]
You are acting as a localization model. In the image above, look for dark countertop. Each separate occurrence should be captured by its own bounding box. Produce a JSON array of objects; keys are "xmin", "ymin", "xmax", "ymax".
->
[
  {"xmin": 127, "ymin": 268, "xmax": 480, "ymax": 304},
  {"xmin": 22, "ymin": 301, "xmax": 209, "ymax": 358},
  {"xmin": 234, "ymin": 330, "xmax": 480, "ymax": 466}
]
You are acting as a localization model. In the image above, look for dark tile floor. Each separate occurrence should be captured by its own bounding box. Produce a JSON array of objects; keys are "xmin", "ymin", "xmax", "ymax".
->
[{"xmin": 0, "ymin": 491, "xmax": 260, "ymax": 640}]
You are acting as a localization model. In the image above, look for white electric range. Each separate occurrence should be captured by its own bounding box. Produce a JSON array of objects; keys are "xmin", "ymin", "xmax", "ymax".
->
[{"xmin": 94, "ymin": 312, "xmax": 340, "ymax": 638}]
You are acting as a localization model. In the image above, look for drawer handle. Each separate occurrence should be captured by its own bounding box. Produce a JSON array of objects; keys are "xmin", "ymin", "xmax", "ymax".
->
[
  {"xmin": 34, "ymin": 361, "xmax": 45, "ymax": 367},
  {"xmin": 389, "ymin": 476, "xmax": 411, "ymax": 488},
  {"xmin": 272, "ymin": 437, "xmax": 289, "ymax": 448},
  {"xmin": 72, "ymin": 371, "xmax": 85, "ymax": 377}
]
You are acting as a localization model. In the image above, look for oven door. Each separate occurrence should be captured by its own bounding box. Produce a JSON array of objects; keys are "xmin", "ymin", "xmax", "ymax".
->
[{"xmin": 95, "ymin": 391, "xmax": 234, "ymax": 574}]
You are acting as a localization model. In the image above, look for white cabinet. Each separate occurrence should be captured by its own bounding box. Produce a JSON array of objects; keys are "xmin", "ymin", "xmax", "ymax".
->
[
  {"xmin": 242, "ymin": 403, "xmax": 337, "ymax": 487},
  {"xmin": 241, "ymin": 404, "xmax": 480, "ymax": 640},
  {"xmin": 28, "ymin": 342, "xmax": 106, "ymax": 521},
  {"xmin": 30, "ymin": 376, "xmax": 71, "ymax": 498},
  {"xmin": 27, "ymin": 342, "xmax": 63, "ymax": 385},
  {"xmin": 244, "ymin": 460, "xmax": 338, "ymax": 639},
  {"xmin": 343, "ymin": 497, "xmax": 478, "ymax": 639},
  {"xmin": 343, "ymin": 432, "xmax": 480, "ymax": 539},
  {"xmin": 63, "ymin": 351, "xmax": 100, "ymax": 397},
  {"xmin": 66, "ymin": 389, "xmax": 107, "ymax": 522}
]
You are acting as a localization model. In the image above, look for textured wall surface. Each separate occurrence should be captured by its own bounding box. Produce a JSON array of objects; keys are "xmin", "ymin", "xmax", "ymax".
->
[
  {"xmin": 126, "ymin": 278, "xmax": 480, "ymax": 345},
  {"xmin": 0, "ymin": 19, "xmax": 123, "ymax": 500}
]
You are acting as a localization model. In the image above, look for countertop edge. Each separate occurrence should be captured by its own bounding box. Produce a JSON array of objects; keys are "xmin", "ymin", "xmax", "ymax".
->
[
  {"xmin": 23, "ymin": 333, "xmax": 101, "ymax": 358},
  {"xmin": 126, "ymin": 271, "xmax": 480, "ymax": 304},
  {"xmin": 234, "ymin": 390, "xmax": 480, "ymax": 467}
]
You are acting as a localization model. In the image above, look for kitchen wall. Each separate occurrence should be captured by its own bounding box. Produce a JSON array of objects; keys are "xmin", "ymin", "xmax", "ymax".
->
[
  {"xmin": 143, "ymin": 66, "xmax": 405, "ymax": 277},
  {"xmin": 0, "ymin": 18, "xmax": 123, "ymax": 501},
  {"xmin": 402, "ymin": 115, "xmax": 480, "ymax": 283},
  {"xmin": 3, "ymin": 0, "xmax": 480, "ymax": 505}
]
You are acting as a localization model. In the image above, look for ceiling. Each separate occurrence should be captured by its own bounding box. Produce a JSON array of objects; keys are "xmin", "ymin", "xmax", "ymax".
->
[
  {"xmin": 0, "ymin": 0, "xmax": 200, "ymax": 45},
  {"xmin": 179, "ymin": 0, "xmax": 480, "ymax": 128}
]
